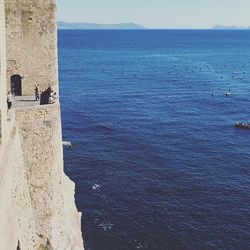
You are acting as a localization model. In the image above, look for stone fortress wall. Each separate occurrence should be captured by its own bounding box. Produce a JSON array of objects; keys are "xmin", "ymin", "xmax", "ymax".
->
[
  {"xmin": 0, "ymin": 0, "xmax": 84, "ymax": 249},
  {"xmin": 0, "ymin": 0, "xmax": 7, "ymax": 144},
  {"xmin": 5, "ymin": 0, "xmax": 59, "ymax": 96},
  {"xmin": 0, "ymin": 105, "xmax": 84, "ymax": 249}
]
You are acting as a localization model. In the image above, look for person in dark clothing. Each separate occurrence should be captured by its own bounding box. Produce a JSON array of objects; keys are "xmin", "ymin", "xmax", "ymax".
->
[
  {"xmin": 34, "ymin": 84, "xmax": 40, "ymax": 101},
  {"xmin": 7, "ymin": 91, "xmax": 12, "ymax": 109}
]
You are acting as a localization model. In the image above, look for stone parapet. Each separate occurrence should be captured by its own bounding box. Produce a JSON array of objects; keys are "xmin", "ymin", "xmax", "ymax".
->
[
  {"xmin": 0, "ymin": 104, "xmax": 84, "ymax": 249},
  {"xmin": 14, "ymin": 103, "xmax": 84, "ymax": 249}
]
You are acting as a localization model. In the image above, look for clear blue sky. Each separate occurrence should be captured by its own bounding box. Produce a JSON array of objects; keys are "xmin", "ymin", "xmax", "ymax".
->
[{"xmin": 57, "ymin": 0, "xmax": 250, "ymax": 29}]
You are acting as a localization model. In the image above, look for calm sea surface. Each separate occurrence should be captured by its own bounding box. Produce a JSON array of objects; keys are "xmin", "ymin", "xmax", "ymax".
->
[{"xmin": 58, "ymin": 30, "xmax": 250, "ymax": 250}]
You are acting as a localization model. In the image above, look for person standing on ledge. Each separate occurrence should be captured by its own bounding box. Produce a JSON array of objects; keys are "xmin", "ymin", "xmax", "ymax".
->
[
  {"xmin": 7, "ymin": 91, "xmax": 12, "ymax": 110},
  {"xmin": 49, "ymin": 90, "xmax": 58, "ymax": 104},
  {"xmin": 34, "ymin": 84, "xmax": 40, "ymax": 101}
]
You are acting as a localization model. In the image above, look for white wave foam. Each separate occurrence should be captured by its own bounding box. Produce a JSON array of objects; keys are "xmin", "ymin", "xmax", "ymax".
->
[
  {"xmin": 99, "ymin": 221, "xmax": 113, "ymax": 231},
  {"xmin": 92, "ymin": 184, "xmax": 101, "ymax": 190}
]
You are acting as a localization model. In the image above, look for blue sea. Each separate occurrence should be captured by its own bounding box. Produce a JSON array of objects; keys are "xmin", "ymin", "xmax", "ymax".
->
[{"xmin": 58, "ymin": 30, "xmax": 250, "ymax": 250}]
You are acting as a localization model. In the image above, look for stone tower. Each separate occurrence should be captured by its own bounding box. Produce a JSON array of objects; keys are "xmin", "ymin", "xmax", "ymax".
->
[{"xmin": 5, "ymin": 0, "xmax": 58, "ymax": 96}]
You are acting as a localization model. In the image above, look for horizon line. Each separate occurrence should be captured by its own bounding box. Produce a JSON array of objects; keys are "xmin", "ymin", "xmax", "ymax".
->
[{"xmin": 57, "ymin": 22, "xmax": 250, "ymax": 30}]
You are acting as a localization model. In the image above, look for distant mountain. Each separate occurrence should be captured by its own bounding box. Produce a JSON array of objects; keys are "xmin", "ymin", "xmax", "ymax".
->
[
  {"xmin": 58, "ymin": 22, "xmax": 146, "ymax": 30},
  {"xmin": 213, "ymin": 25, "xmax": 250, "ymax": 30}
]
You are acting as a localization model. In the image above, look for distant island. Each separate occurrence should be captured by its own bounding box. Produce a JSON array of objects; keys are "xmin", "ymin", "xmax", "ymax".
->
[
  {"xmin": 213, "ymin": 25, "xmax": 250, "ymax": 30},
  {"xmin": 58, "ymin": 22, "xmax": 146, "ymax": 30}
]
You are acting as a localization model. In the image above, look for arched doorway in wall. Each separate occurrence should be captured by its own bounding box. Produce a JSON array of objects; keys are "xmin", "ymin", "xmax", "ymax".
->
[{"xmin": 10, "ymin": 74, "xmax": 22, "ymax": 96}]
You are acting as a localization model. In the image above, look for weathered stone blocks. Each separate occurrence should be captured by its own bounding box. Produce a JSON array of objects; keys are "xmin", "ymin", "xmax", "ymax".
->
[{"xmin": 5, "ymin": 0, "xmax": 58, "ymax": 95}]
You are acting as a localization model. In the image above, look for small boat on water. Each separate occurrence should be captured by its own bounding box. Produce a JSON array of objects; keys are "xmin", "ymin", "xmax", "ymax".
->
[{"xmin": 235, "ymin": 122, "xmax": 250, "ymax": 129}]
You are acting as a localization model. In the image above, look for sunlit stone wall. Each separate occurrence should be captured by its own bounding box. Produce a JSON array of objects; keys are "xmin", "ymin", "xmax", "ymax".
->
[
  {"xmin": 5, "ymin": 0, "xmax": 58, "ymax": 96},
  {"xmin": 0, "ymin": 0, "xmax": 7, "ymax": 144}
]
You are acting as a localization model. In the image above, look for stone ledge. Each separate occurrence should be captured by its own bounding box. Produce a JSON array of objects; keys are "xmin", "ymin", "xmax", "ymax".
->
[{"xmin": 14, "ymin": 102, "xmax": 60, "ymax": 113}]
